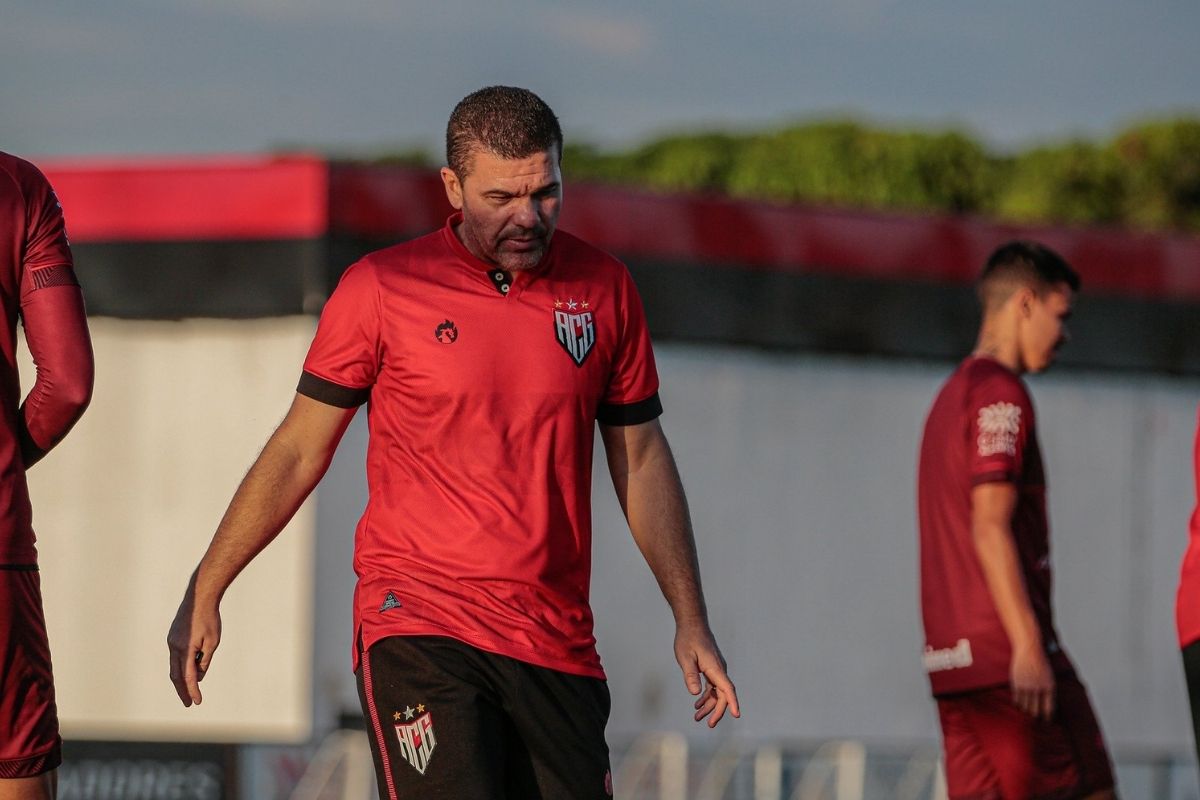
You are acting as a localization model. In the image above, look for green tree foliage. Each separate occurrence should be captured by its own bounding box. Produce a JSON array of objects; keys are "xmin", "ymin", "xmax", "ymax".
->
[
  {"xmin": 995, "ymin": 142, "xmax": 1127, "ymax": 226},
  {"xmin": 1113, "ymin": 119, "xmax": 1200, "ymax": 231},
  {"xmin": 376, "ymin": 116, "xmax": 1200, "ymax": 232},
  {"xmin": 563, "ymin": 123, "xmax": 997, "ymax": 212},
  {"xmin": 563, "ymin": 134, "xmax": 742, "ymax": 193},
  {"xmin": 722, "ymin": 123, "xmax": 995, "ymax": 213}
]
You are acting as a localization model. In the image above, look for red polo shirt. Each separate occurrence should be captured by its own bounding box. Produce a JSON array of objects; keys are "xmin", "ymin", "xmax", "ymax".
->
[
  {"xmin": 1176, "ymin": 405, "xmax": 1200, "ymax": 648},
  {"xmin": 918, "ymin": 356, "xmax": 1073, "ymax": 695},
  {"xmin": 299, "ymin": 214, "xmax": 662, "ymax": 678}
]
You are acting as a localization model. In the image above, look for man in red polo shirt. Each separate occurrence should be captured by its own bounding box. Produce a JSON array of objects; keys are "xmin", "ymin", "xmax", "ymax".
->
[
  {"xmin": 918, "ymin": 241, "xmax": 1114, "ymax": 799},
  {"xmin": 1177, "ymin": 406, "xmax": 1200, "ymax": 770},
  {"xmin": 168, "ymin": 86, "xmax": 739, "ymax": 799},
  {"xmin": 0, "ymin": 153, "xmax": 94, "ymax": 799}
]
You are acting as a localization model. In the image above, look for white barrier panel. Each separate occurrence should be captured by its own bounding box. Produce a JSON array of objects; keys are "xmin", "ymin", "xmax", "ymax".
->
[{"xmin": 24, "ymin": 318, "xmax": 319, "ymax": 742}]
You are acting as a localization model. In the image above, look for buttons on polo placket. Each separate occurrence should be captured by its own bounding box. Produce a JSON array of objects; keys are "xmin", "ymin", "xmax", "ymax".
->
[{"xmin": 488, "ymin": 269, "xmax": 513, "ymax": 296}]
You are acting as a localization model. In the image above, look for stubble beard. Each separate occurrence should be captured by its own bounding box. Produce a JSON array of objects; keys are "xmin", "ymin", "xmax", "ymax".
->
[
  {"xmin": 498, "ymin": 243, "xmax": 547, "ymax": 272},
  {"xmin": 459, "ymin": 216, "xmax": 549, "ymax": 272},
  {"xmin": 492, "ymin": 226, "xmax": 551, "ymax": 272}
]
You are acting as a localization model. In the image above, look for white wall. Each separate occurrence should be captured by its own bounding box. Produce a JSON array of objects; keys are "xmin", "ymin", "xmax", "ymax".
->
[
  {"xmin": 24, "ymin": 318, "xmax": 319, "ymax": 743},
  {"xmin": 25, "ymin": 320, "xmax": 1200, "ymax": 759},
  {"xmin": 593, "ymin": 348, "xmax": 1199, "ymax": 756},
  {"xmin": 315, "ymin": 343, "xmax": 1200, "ymax": 758}
]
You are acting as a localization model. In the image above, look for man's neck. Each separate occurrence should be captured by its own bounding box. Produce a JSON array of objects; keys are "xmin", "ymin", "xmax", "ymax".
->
[
  {"xmin": 973, "ymin": 326, "xmax": 1023, "ymax": 375},
  {"xmin": 451, "ymin": 218, "xmax": 488, "ymax": 265}
]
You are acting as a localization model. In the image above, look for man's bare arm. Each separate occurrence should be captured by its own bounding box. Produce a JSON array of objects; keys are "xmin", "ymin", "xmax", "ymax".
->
[
  {"xmin": 167, "ymin": 393, "xmax": 356, "ymax": 706},
  {"xmin": 600, "ymin": 418, "xmax": 740, "ymax": 727},
  {"xmin": 971, "ymin": 481, "xmax": 1054, "ymax": 719}
]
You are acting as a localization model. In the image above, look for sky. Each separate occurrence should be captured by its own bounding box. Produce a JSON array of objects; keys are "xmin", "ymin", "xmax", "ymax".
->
[{"xmin": 3, "ymin": 0, "xmax": 1199, "ymax": 159}]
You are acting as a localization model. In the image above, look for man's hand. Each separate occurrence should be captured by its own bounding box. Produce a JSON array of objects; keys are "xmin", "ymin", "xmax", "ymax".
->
[
  {"xmin": 1010, "ymin": 644, "xmax": 1054, "ymax": 719},
  {"xmin": 675, "ymin": 622, "xmax": 740, "ymax": 728},
  {"xmin": 167, "ymin": 576, "xmax": 221, "ymax": 707},
  {"xmin": 162, "ymin": 396, "xmax": 355, "ymax": 709},
  {"xmin": 971, "ymin": 482, "xmax": 1055, "ymax": 720}
]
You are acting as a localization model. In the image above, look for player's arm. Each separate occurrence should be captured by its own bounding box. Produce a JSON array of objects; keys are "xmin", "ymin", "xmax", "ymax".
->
[
  {"xmin": 971, "ymin": 481, "xmax": 1054, "ymax": 719},
  {"xmin": 167, "ymin": 393, "xmax": 356, "ymax": 707},
  {"xmin": 18, "ymin": 283, "xmax": 93, "ymax": 467},
  {"xmin": 17, "ymin": 159, "xmax": 94, "ymax": 468},
  {"xmin": 599, "ymin": 418, "xmax": 740, "ymax": 727}
]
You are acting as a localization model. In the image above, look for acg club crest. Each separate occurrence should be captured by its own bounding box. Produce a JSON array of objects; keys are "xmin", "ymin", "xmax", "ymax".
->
[
  {"xmin": 553, "ymin": 298, "xmax": 595, "ymax": 366},
  {"xmin": 394, "ymin": 706, "xmax": 437, "ymax": 775}
]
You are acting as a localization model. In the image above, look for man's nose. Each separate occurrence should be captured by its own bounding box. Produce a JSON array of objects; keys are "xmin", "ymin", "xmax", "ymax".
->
[{"xmin": 512, "ymin": 197, "xmax": 539, "ymax": 228}]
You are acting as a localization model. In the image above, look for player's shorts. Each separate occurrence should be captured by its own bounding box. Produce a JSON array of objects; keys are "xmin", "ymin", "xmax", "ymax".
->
[
  {"xmin": 0, "ymin": 566, "xmax": 62, "ymax": 778},
  {"xmin": 936, "ymin": 672, "xmax": 1114, "ymax": 800},
  {"xmin": 356, "ymin": 634, "xmax": 612, "ymax": 800},
  {"xmin": 1182, "ymin": 640, "xmax": 1200, "ymax": 765}
]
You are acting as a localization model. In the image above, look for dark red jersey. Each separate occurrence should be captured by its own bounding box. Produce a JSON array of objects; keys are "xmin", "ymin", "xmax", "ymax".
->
[
  {"xmin": 300, "ymin": 214, "xmax": 662, "ymax": 678},
  {"xmin": 1176, "ymin": 405, "xmax": 1200, "ymax": 648},
  {"xmin": 918, "ymin": 356, "xmax": 1072, "ymax": 695},
  {"xmin": 0, "ymin": 153, "xmax": 93, "ymax": 564}
]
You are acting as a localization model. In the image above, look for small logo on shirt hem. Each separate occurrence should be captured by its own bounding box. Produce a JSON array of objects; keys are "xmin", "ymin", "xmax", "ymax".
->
[
  {"xmin": 379, "ymin": 592, "xmax": 403, "ymax": 612},
  {"xmin": 923, "ymin": 639, "xmax": 973, "ymax": 673}
]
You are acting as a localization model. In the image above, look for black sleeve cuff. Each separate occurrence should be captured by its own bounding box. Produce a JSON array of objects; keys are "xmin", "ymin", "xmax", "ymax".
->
[
  {"xmin": 17, "ymin": 417, "xmax": 47, "ymax": 467},
  {"xmin": 297, "ymin": 371, "xmax": 370, "ymax": 408},
  {"xmin": 597, "ymin": 392, "xmax": 663, "ymax": 426},
  {"xmin": 970, "ymin": 470, "xmax": 1018, "ymax": 486}
]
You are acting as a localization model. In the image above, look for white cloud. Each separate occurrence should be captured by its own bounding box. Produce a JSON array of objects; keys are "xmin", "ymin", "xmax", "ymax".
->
[
  {"xmin": 181, "ymin": 0, "xmax": 412, "ymax": 26},
  {"xmin": 538, "ymin": 7, "xmax": 655, "ymax": 59}
]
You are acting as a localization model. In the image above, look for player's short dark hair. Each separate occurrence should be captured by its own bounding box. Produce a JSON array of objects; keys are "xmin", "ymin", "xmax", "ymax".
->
[
  {"xmin": 977, "ymin": 240, "xmax": 1081, "ymax": 311},
  {"xmin": 446, "ymin": 86, "xmax": 563, "ymax": 178}
]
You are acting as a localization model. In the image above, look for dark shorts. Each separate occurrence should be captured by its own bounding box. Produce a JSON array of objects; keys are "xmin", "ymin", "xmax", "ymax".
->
[
  {"xmin": 936, "ymin": 673, "xmax": 1114, "ymax": 800},
  {"xmin": 356, "ymin": 635, "xmax": 612, "ymax": 800},
  {"xmin": 1182, "ymin": 640, "xmax": 1200, "ymax": 767},
  {"xmin": 0, "ymin": 567, "xmax": 61, "ymax": 778}
]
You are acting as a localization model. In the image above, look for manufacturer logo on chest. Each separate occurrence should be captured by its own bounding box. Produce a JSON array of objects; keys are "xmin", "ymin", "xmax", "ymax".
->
[
  {"xmin": 553, "ymin": 298, "xmax": 595, "ymax": 367},
  {"xmin": 434, "ymin": 319, "xmax": 458, "ymax": 344}
]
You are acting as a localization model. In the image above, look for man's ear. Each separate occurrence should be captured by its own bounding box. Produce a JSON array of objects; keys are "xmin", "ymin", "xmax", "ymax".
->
[
  {"xmin": 440, "ymin": 167, "xmax": 464, "ymax": 211},
  {"xmin": 1013, "ymin": 285, "xmax": 1036, "ymax": 318}
]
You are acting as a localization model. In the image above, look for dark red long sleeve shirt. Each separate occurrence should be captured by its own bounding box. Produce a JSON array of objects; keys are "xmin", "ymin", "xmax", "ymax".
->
[{"xmin": 0, "ymin": 152, "xmax": 94, "ymax": 563}]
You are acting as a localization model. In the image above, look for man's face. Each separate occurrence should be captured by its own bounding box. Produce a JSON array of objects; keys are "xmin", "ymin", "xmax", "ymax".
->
[
  {"xmin": 440, "ymin": 146, "xmax": 562, "ymax": 272},
  {"xmin": 1020, "ymin": 283, "xmax": 1073, "ymax": 373}
]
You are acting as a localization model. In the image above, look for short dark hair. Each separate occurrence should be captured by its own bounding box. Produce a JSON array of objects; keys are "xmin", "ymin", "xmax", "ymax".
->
[
  {"xmin": 977, "ymin": 240, "xmax": 1081, "ymax": 311},
  {"xmin": 445, "ymin": 86, "xmax": 563, "ymax": 178}
]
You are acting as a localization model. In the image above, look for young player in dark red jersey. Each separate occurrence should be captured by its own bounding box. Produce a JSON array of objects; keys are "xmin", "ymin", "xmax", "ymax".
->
[
  {"xmin": 168, "ymin": 87, "xmax": 739, "ymax": 799},
  {"xmin": 0, "ymin": 153, "xmax": 94, "ymax": 800},
  {"xmin": 918, "ymin": 241, "xmax": 1115, "ymax": 799},
  {"xmin": 1177, "ymin": 406, "xmax": 1200, "ymax": 770}
]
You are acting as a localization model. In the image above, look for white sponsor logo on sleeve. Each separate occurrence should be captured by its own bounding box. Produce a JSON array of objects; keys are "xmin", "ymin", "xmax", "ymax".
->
[{"xmin": 977, "ymin": 402, "xmax": 1021, "ymax": 457}]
